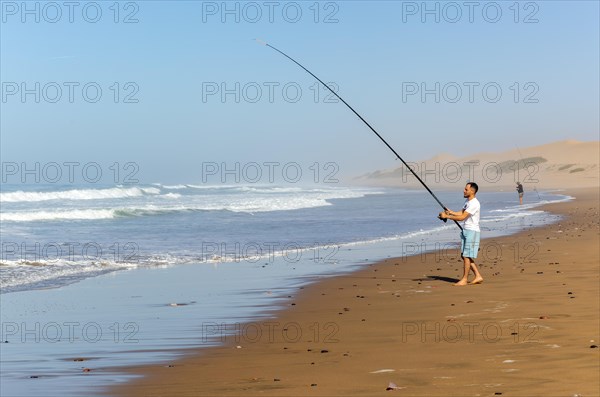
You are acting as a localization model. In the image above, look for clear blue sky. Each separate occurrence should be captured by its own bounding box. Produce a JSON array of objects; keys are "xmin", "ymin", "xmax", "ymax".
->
[{"xmin": 1, "ymin": 1, "xmax": 598, "ymax": 183}]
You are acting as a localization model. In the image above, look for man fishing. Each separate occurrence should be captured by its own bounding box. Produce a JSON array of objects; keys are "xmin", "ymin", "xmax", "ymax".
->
[
  {"xmin": 260, "ymin": 41, "xmax": 473, "ymax": 272},
  {"xmin": 438, "ymin": 183, "xmax": 483, "ymax": 286},
  {"xmin": 516, "ymin": 181, "xmax": 524, "ymax": 205}
]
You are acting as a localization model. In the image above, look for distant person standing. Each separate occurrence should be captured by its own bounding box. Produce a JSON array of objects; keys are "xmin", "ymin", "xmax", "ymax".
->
[
  {"xmin": 438, "ymin": 183, "xmax": 483, "ymax": 286},
  {"xmin": 516, "ymin": 182, "xmax": 524, "ymax": 205}
]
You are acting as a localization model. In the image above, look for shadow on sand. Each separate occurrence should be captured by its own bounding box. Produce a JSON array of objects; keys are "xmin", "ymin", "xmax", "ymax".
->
[{"xmin": 420, "ymin": 275, "xmax": 460, "ymax": 284}]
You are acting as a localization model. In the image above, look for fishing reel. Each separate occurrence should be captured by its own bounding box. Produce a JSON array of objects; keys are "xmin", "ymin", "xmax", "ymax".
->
[{"xmin": 438, "ymin": 209, "xmax": 449, "ymax": 223}]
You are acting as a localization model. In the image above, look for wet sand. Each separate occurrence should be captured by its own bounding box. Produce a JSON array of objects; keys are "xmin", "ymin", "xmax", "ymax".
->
[{"xmin": 110, "ymin": 187, "xmax": 599, "ymax": 397}]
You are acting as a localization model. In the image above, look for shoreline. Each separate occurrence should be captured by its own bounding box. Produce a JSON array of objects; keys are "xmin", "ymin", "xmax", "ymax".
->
[
  {"xmin": 1, "ymin": 189, "xmax": 570, "ymax": 397},
  {"xmin": 2, "ymin": 187, "xmax": 565, "ymax": 296},
  {"xmin": 108, "ymin": 187, "xmax": 599, "ymax": 397}
]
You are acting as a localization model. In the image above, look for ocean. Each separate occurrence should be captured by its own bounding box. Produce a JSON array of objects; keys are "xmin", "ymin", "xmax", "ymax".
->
[{"xmin": 0, "ymin": 182, "xmax": 570, "ymax": 396}]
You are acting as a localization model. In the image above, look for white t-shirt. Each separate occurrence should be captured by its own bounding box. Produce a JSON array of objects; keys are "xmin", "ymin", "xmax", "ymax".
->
[{"xmin": 462, "ymin": 197, "xmax": 481, "ymax": 232}]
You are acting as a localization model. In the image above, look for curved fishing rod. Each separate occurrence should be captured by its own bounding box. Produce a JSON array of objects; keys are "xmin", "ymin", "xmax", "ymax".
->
[{"xmin": 258, "ymin": 40, "xmax": 462, "ymax": 231}]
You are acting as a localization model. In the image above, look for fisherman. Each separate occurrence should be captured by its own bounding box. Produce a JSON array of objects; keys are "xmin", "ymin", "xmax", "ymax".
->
[
  {"xmin": 516, "ymin": 181, "xmax": 524, "ymax": 205},
  {"xmin": 438, "ymin": 183, "xmax": 483, "ymax": 286}
]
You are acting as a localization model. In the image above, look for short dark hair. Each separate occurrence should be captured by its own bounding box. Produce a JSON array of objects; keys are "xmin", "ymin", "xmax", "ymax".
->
[{"xmin": 467, "ymin": 182, "xmax": 479, "ymax": 193}]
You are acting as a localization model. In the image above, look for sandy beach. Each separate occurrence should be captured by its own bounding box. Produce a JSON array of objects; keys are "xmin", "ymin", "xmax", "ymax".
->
[
  {"xmin": 108, "ymin": 187, "xmax": 599, "ymax": 397},
  {"xmin": 4, "ymin": 1, "xmax": 598, "ymax": 395}
]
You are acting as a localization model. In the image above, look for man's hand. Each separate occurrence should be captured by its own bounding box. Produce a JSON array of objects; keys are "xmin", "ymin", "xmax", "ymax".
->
[{"xmin": 438, "ymin": 211, "xmax": 448, "ymax": 220}]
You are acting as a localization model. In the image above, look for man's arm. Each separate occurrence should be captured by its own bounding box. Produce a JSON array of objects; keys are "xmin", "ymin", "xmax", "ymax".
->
[{"xmin": 440, "ymin": 209, "xmax": 470, "ymax": 221}]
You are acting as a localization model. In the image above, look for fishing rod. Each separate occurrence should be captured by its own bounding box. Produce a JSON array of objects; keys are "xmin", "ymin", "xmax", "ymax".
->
[
  {"xmin": 258, "ymin": 40, "xmax": 462, "ymax": 231},
  {"xmin": 514, "ymin": 144, "xmax": 541, "ymax": 200}
]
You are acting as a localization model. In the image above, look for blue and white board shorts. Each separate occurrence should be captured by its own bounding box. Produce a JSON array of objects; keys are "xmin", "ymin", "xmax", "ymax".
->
[{"xmin": 460, "ymin": 229, "xmax": 480, "ymax": 259}]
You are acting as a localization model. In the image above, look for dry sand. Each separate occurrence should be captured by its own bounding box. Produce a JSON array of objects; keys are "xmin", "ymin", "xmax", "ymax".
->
[{"xmin": 110, "ymin": 187, "xmax": 599, "ymax": 397}]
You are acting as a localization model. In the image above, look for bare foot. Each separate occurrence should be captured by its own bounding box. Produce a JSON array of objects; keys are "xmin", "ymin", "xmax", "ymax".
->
[
  {"xmin": 454, "ymin": 280, "xmax": 468, "ymax": 286},
  {"xmin": 468, "ymin": 277, "xmax": 484, "ymax": 285}
]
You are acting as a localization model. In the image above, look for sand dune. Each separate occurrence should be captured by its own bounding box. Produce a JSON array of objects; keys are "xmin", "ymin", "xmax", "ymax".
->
[{"xmin": 355, "ymin": 140, "xmax": 599, "ymax": 190}]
